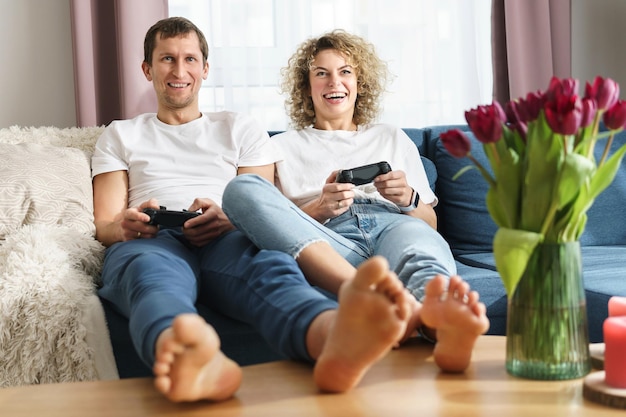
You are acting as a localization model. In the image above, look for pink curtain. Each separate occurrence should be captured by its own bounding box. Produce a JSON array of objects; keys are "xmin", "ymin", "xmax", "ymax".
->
[
  {"xmin": 70, "ymin": 0, "xmax": 168, "ymax": 127},
  {"xmin": 492, "ymin": 0, "xmax": 571, "ymax": 103}
]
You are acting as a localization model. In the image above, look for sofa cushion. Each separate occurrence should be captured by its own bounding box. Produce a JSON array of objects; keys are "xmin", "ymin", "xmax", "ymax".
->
[
  {"xmin": 427, "ymin": 126, "xmax": 497, "ymax": 254},
  {"xmin": 0, "ymin": 143, "xmax": 95, "ymax": 239},
  {"xmin": 580, "ymin": 129, "xmax": 626, "ymax": 245}
]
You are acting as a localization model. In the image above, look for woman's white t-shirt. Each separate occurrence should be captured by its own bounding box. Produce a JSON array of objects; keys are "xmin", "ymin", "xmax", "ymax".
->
[
  {"xmin": 91, "ymin": 112, "xmax": 278, "ymax": 209},
  {"xmin": 274, "ymin": 124, "xmax": 436, "ymax": 208}
]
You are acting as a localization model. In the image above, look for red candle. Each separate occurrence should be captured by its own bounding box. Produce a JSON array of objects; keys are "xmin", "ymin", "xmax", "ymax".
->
[
  {"xmin": 604, "ymin": 316, "xmax": 626, "ymax": 388},
  {"xmin": 608, "ymin": 296, "xmax": 626, "ymax": 317}
]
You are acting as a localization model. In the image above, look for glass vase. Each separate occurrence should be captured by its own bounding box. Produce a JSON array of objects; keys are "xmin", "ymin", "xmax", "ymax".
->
[{"xmin": 505, "ymin": 241, "xmax": 591, "ymax": 380}]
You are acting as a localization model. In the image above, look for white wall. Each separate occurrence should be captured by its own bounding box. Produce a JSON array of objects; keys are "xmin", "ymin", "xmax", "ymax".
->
[
  {"xmin": 571, "ymin": 0, "xmax": 626, "ymax": 96},
  {"xmin": 0, "ymin": 0, "xmax": 76, "ymax": 129},
  {"xmin": 0, "ymin": 1, "xmax": 625, "ymax": 129}
]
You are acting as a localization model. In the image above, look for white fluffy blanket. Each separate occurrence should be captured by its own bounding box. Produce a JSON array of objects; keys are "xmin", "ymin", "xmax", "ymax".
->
[
  {"xmin": 0, "ymin": 125, "xmax": 103, "ymax": 152},
  {"xmin": 0, "ymin": 224, "xmax": 106, "ymax": 387}
]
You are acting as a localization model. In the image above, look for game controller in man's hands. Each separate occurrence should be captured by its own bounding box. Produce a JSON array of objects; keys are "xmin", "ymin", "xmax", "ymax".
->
[
  {"xmin": 335, "ymin": 161, "xmax": 392, "ymax": 186},
  {"xmin": 142, "ymin": 206, "xmax": 200, "ymax": 227}
]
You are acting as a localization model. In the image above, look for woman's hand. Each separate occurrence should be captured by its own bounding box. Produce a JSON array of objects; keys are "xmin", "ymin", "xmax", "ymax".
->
[
  {"xmin": 182, "ymin": 198, "xmax": 236, "ymax": 246},
  {"xmin": 302, "ymin": 171, "xmax": 355, "ymax": 223},
  {"xmin": 375, "ymin": 170, "xmax": 437, "ymax": 228},
  {"xmin": 373, "ymin": 170, "xmax": 413, "ymax": 207}
]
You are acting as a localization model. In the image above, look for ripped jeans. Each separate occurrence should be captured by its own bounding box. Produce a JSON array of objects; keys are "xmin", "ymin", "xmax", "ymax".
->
[{"xmin": 222, "ymin": 174, "xmax": 456, "ymax": 301}]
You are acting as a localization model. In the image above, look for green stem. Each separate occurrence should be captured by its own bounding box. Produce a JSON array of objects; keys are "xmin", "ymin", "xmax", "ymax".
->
[
  {"xmin": 468, "ymin": 154, "xmax": 496, "ymax": 187},
  {"xmin": 599, "ymin": 132, "xmax": 615, "ymax": 167},
  {"xmin": 489, "ymin": 142, "xmax": 501, "ymax": 166},
  {"xmin": 585, "ymin": 114, "xmax": 602, "ymax": 159},
  {"xmin": 539, "ymin": 155, "xmax": 565, "ymax": 239},
  {"xmin": 540, "ymin": 198, "xmax": 559, "ymax": 239}
]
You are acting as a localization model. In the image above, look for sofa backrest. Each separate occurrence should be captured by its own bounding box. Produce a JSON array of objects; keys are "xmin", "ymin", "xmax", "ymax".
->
[
  {"xmin": 579, "ymin": 130, "xmax": 626, "ymax": 246},
  {"xmin": 411, "ymin": 126, "xmax": 497, "ymax": 254}
]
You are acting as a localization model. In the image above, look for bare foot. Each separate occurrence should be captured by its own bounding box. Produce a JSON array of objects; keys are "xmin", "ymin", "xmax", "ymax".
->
[
  {"xmin": 420, "ymin": 275, "xmax": 490, "ymax": 372},
  {"xmin": 313, "ymin": 256, "xmax": 411, "ymax": 392},
  {"xmin": 153, "ymin": 314, "xmax": 243, "ymax": 402}
]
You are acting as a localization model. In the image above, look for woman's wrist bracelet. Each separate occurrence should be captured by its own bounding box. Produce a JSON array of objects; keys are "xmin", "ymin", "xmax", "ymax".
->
[{"xmin": 398, "ymin": 188, "xmax": 419, "ymax": 212}]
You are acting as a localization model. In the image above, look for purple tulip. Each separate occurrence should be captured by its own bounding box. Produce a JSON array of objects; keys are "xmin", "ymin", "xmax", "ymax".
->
[
  {"xmin": 520, "ymin": 91, "xmax": 546, "ymax": 122},
  {"xmin": 603, "ymin": 100, "xmax": 626, "ymax": 130},
  {"xmin": 441, "ymin": 129, "xmax": 472, "ymax": 158},
  {"xmin": 465, "ymin": 102, "xmax": 506, "ymax": 143},
  {"xmin": 585, "ymin": 76, "xmax": 620, "ymax": 111},
  {"xmin": 505, "ymin": 100, "xmax": 528, "ymax": 139},
  {"xmin": 580, "ymin": 98, "xmax": 597, "ymax": 128},
  {"xmin": 544, "ymin": 94, "xmax": 583, "ymax": 135},
  {"xmin": 546, "ymin": 77, "xmax": 579, "ymax": 100},
  {"xmin": 543, "ymin": 77, "xmax": 583, "ymax": 135}
]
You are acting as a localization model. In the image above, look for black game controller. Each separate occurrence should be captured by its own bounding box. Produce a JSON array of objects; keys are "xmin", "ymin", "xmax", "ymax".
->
[
  {"xmin": 142, "ymin": 206, "xmax": 200, "ymax": 227},
  {"xmin": 336, "ymin": 161, "xmax": 392, "ymax": 186}
]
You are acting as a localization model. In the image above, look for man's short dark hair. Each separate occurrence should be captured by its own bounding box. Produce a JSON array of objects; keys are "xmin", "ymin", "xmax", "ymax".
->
[{"xmin": 143, "ymin": 17, "xmax": 209, "ymax": 65}]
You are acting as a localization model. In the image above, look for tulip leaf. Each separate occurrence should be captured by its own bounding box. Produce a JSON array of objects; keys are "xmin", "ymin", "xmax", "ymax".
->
[
  {"xmin": 521, "ymin": 120, "xmax": 563, "ymax": 232},
  {"xmin": 486, "ymin": 187, "xmax": 509, "ymax": 227},
  {"xmin": 588, "ymin": 143, "xmax": 626, "ymax": 199},
  {"xmin": 493, "ymin": 227, "xmax": 544, "ymax": 297},
  {"xmin": 491, "ymin": 148, "xmax": 521, "ymax": 229},
  {"xmin": 556, "ymin": 153, "xmax": 595, "ymax": 209}
]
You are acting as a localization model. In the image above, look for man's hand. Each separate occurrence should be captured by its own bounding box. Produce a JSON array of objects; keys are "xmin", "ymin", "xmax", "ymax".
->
[
  {"xmin": 182, "ymin": 198, "xmax": 236, "ymax": 246},
  {"xmin": 118, "ymin": 198, "xmax": 160, "ymax": 241}
]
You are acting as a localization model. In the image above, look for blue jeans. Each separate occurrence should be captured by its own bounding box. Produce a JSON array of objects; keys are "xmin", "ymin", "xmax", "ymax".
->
[
  {"xmin": 223, "ymin": 174, "xmax": 456, "ymax": 300},
  {"xmin": 98, "ymin": 228, "xmax": 336, "ymax": 366}
]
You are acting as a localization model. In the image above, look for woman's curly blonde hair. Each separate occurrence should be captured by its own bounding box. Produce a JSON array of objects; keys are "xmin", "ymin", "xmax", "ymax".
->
[{"xmin": 280, "ymin": 29, "xmax": 389, "ymax": 130}]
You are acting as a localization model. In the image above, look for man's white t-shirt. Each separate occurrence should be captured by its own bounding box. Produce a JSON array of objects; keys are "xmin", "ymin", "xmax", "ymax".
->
[
  {"xmin": 274, "ymin": 124, "xmax": 436, "ymax": 208},
  {"xmin": 92, "ymin": 112, "xmax": 278, "ymax": 209}
]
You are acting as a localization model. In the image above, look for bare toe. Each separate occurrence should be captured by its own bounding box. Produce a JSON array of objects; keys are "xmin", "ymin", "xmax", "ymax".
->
[
  {"xmin": 313, "ymin": 256, "xmax": 409, "ymax": 392},
  {"xmin": 153, "ymin": 314, "xmax": 242, "ymax": 402},
  {"xmin": 447, "ymin": 276, "xmax": 470, "ymax": 300},
  {"xmin": 420, "ymin": 276, "xmax": 490, "ymax": 373},
  {"xmin": 424, "ymin": 274, "xmax": 447, "ymax": 297}
]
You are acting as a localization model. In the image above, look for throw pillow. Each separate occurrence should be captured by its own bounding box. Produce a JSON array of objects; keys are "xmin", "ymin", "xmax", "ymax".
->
[
  {"xmin": 0, "ymin": 143, "xmax": 94, "ymax": 239},
  {"xmin": 429, "ymin": 127, "xmax": 497, "ymax": 254}
]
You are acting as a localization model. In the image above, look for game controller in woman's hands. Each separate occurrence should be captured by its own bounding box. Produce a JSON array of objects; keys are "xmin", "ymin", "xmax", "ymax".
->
[{"xmin": 335, "ymin": 161, "xmax": 392, "ymax": 186}]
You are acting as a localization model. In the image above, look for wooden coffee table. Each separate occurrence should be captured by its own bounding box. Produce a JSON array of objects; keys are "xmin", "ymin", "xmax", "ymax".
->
[{"xmin": 0, "ymin": 336, "xmax": 622, "ymax": 416}]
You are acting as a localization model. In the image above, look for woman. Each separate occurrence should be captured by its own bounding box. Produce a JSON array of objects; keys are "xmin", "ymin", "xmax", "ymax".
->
[{"xmin": 223, "ymin": 30, "xmax": 489, "ymax": 372}]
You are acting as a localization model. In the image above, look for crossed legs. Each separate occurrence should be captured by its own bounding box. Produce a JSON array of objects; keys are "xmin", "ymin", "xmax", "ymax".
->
[
  {"xmin": 151, "ymin": 256, "xmax": 412, "ymax": 401},
  {"xmin": 149, "ymin": 255, "xmax": 490, "ymax": 403}
]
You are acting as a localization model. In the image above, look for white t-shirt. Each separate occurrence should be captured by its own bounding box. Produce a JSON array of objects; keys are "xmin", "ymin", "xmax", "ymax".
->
[
  {"xmin": 92, "ymin": 112, "xmax": 279, "ymax": 209},
  {"xmin": 274, "ymin": 124, "xmax": 436, "ymax": 208}
]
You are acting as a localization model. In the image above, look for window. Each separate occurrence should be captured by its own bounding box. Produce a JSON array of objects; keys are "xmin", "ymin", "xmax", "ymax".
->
[{"xmin": 169, "ymin": 0, "xmax": 493, "ymax": 130}]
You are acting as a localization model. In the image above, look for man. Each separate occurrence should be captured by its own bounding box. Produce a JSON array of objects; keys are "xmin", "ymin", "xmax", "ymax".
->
[{"xmin": 92, "ymin": 16, "xmax": 418, "ymax": 402}]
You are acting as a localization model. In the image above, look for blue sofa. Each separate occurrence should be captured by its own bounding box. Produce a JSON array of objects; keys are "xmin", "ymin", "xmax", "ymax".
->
[{"xmin": 103, "ymin": 125, "xmax": 626, "ymax": 378}]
